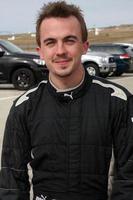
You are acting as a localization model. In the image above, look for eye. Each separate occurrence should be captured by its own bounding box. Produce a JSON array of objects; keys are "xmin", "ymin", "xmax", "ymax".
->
[
  {"xmin": 46, "ymin": 41, "xmax": 55, "ymax": 47},
  {"xmin": 44, "ymin": 39, "xmax": 56, "ymax": 47},
  {"xmin": 64, "ymin": 36, "xmax": 78, "ymax": 45},
  {"xmin": 65, "ymin": 39, "xmax": 76, "ymax": 45}
]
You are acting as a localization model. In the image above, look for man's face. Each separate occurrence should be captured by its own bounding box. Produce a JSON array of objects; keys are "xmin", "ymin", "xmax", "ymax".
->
[{"xmin": 37, "ymin": 16, "xmax": 88, "ymax": 79}]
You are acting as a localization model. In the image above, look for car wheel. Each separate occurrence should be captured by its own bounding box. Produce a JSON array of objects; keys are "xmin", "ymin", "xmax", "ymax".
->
[
  {"xmin": 84, "ymin": 63, "xmax": 100, "ymax": 76},
  {"xmin": 12, "ymin": 68, "xmax": 35, "ymax": 90}
]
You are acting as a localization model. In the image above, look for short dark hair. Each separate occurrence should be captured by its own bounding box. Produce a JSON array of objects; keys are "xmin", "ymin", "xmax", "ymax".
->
[{"xmin": 36, "ymin": 1, "xmax": 88, "ymax": 46}]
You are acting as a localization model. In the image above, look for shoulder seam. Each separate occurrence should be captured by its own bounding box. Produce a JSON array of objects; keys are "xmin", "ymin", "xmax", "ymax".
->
[
  {"xmin": 15, "ymin": 80, "xmax": 47, "ymax": 107},
  {"xmin": 92, "ymin": 79, "xmax": 127, "ymax": 101}
]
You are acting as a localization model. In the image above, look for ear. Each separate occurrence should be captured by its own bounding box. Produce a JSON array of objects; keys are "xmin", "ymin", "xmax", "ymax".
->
[
  {"xmin": 36, "ymin": 46, "xmax": 44, "ymax": 60},
  {"xmin": 82, "ymin": 41, "xmax": 89, "ymax": 54}
]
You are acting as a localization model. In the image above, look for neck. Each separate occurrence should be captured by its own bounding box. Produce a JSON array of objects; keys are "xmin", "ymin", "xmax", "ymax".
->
[{"xmin": 49, "ymin": 66, "xmax": 85, "ymax": 91}]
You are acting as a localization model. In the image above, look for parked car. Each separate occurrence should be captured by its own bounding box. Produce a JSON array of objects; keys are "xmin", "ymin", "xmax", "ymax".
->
[
  {"xmin": 0, "ymin": 40, "xmax": 48, "ymax": 90},
  {"xmin": 81, "ymin": 51, "xmax": 116, "ymax": 77},
  {"xmin": 114, "ymin": 43, "xmax": 133, "ymax": 57},
  {"xmin": 113, "ymin": 43, "xmax": 133, "ymax": 72},
  {"xmin": 90, "ymin": 43, "xmax": 131, "ymax": 76}
]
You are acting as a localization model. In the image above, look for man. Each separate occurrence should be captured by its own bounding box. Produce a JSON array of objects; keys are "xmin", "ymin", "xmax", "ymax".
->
[{"xmin": 0, "ymin": 1, "xmax": 133, "ymax": 200}]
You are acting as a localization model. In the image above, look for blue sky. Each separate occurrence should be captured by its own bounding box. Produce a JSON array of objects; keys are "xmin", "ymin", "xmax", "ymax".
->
[{"xmin": 0, "ymin": 0, "xmax": 133, "ymax": 34}]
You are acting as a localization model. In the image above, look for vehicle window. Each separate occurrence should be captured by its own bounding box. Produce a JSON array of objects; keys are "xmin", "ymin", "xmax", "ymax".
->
[
  {"xmin": 90, "ymin": 46, "xmax": 101, "ymax": 51},
  {"xmin": 90, "ymin": 45, "xmax": 126, "ymax": 54},
  {"xmin": 0, "ymin": 45, "xmax": 5, "ymax": 52},
  {"xmin": 122, "ymin": 45, "xmax": 129, "ymax": 49},
  {"xmin": 0, "ymin": 40, "xmax": 23, "ymax": 53},
  {"xmin": 0, "ymin": 44, "xmax": 9, "ymax": 55},
  {"xmin": 104, "ymin": 46, "xmax": 125, "ymax": 54}
]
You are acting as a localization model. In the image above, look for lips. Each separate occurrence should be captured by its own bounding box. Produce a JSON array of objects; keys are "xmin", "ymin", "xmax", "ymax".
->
[
  {"xmin": 55, "ymin": 60, "xmax": 69, "ymax": 64},
  {"xmin": 53, "ymin": 58, "xmax": 72, "ymax": 63}
]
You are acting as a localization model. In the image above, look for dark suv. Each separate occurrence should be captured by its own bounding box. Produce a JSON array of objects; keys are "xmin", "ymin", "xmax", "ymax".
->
[
  {"xmin": 0, "ymin": 40, "xmax": 48, "ymax": 90},
  {"xmin": 114, "ymin": 43, "xmax": 133, "ymax": 72},
  {"xmin": 90, "ymin": 43, "xmax": 131, "ymax": 76}
]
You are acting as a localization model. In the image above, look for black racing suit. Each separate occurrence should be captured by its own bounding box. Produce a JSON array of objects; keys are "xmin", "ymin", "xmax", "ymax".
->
[{"xmin": 0, "ymin": 70, "xmax": 133, "ymax": 200}]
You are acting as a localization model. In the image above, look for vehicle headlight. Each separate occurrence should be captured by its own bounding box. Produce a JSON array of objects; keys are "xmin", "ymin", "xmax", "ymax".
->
[
  {"xmin": 33, "ymin": 58, "xmax": 45, "ymax": 65},
  {"xmin": 100, "ymin": 57, "xmax": 108, "ymax": 63}
]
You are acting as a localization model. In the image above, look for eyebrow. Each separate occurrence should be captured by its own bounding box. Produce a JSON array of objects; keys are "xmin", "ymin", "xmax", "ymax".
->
[{"xmin": 43, "ymin": 35, "xmax": 79, "ymax": 44}]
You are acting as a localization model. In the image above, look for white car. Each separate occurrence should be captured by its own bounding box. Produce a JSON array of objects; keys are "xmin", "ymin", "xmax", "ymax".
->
[{"xmin": 81, "ymin": 50, "xmax": 116, "ymax": 77}]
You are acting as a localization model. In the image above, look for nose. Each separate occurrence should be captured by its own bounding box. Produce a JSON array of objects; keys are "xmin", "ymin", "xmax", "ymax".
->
[{"xmin": 56, "ymin": 41, "xmax": 67, "ymax": 55}]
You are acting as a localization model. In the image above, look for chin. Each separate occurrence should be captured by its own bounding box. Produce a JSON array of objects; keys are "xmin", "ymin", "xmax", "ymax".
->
[{"xmin": 55, "ymin": 70, "xmax": 72, "ymax": 78}]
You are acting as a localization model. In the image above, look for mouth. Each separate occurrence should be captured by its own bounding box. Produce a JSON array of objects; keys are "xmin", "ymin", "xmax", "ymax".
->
[
  {"xmin": 55, "ymin": 60, "xmax": 69, "ymax": 65},
  {"xmin": 53, "ymin": 58, "xmax": 72, "ymax": 64}
]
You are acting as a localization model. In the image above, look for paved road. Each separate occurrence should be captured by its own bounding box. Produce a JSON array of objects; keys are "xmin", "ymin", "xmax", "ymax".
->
[{"xmin": 108, "ymin": 73, "xmax": 133, "ymax": 94}]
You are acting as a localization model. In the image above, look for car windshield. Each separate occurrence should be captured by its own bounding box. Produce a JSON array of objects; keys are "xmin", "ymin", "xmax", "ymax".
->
[{"xmin": 0, "ymin": 40, "xmax": 23, "ymax": 53}]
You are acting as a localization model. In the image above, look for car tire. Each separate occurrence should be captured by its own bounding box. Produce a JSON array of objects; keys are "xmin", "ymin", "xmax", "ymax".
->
[
  {"xmin": 12, "ymin": 68, "xmax": 35, "ymax": 90},
  {"xmin": 84, "ymin": 63, "xmax": 100, "ymax": 76}
]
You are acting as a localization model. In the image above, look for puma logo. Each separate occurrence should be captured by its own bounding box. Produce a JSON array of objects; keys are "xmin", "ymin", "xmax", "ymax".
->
[
  {"xmin": 64, "ymin": 92, "xmax": 73, "ymax": 99},
  {"xmin": 36, "ymin": 195, "xmax": 47, "ymax": 200},
  {"xmin": 36, "ymin": 195, "xmax": 56, "ymax": 200}
]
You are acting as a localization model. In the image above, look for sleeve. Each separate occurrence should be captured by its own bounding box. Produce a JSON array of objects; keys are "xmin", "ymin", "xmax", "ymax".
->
[
  {"xmin": 111, "ymin": 95, "xmax": 133, "ymax": 200},
  {"xmin": 0, "ymin": 104, "xmax": 31, "ymax": 200}
]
